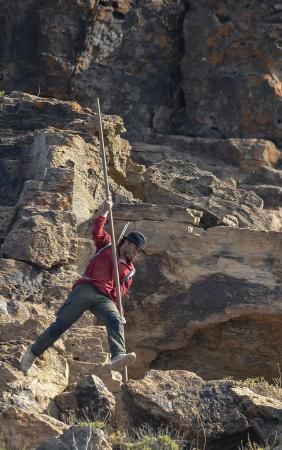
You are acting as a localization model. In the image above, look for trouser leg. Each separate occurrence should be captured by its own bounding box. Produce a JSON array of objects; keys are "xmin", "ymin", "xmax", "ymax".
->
[
  {"xmin": 91, "ymin": 295, "xmax": 126, "ymax": 359},
  {"xmin": 31, "ymin": 284, "xmax": 93, "ymax": 357}
]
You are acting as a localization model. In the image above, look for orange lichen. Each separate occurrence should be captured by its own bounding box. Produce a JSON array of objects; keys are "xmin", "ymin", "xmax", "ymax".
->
[
  {"xmin": 34, "ymin": 100, "xmax": 45, "ymax": 109},
  {"xmin": 264, "ymin": 74, "xmax": 282, "ymax": 97},
  {"xmin": 153, "ymin": 35, "xmax": 170, "ymax": 48},
  {"xmin": 70, "ymin": 102, "xmax": 82, "ymax": 111}
]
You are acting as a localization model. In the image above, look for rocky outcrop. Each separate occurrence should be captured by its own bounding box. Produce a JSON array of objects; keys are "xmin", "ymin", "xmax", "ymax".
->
[
  {"xmin": 142, "ymin": 160, "xmax": 271, "ymax": 230},
  {"xmin": 120, "ymin": 369, "xmax": 282, "ymax": 449},
  {"xmin": 0, "ymin": 91, "xmax": 281, "ymax": 450},
  {"xmin": 130, "ymin": 133, "xmax": 282, "ymax": 231}
]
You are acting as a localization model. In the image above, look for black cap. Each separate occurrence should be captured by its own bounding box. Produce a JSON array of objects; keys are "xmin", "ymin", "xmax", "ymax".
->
[{"xmin": 126, "ymin": 231, "xmax": 146, "ymax": 253}]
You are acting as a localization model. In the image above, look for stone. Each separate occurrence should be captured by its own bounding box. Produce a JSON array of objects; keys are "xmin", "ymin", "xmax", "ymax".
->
[
  {"xmin": 36, "ymin": 425, "xmax": 111, "ymax": 450},
  {"xmin": 67, "ymin": 360, "xmax": 122, "ymax": 393},
  {"xmin": 120, "ymin": 370, "xmax": 282, "ymax": 448},
  {"xmin": 0, "ymin": 206, "xmax": 15, "ymax": 239},
  {"xmin": 242, "ymin": 185, "xmax": 282, "ymax": 209},
  {"xmin": 0, "ymin": 343, "xmax": 69, "ymax": 414},
  {"xmin": 232, "ymin": 386, "xmax": 282, "ymax": 447},
  {"xmin": 0, "ymin": 1, "xmax": 186, "ymax": 133},
  {"xmin": 55, "ymin": 374, "xmax": 115, "ymax": 422},
  {"xmin": 0, "ymin": 406, "xmax": 67, "ymax": 450},
  {"xmin": 2, "ymin": 208, "xmax": 76, "ymax": 269},
  {"xmin": 121, "ymin": 370, "xmax": 249, "ymax": 447},
  {"xmin": 0, "ymin": 89, "xmax": 281, "ymax": 450}
]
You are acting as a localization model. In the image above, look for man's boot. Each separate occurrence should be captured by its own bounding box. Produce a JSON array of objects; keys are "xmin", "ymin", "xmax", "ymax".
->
[
  {"xmin": 20, "ymin": 346, "xmax": 37, "ymax": 374},
  {"xmin": 110, "ymin": 352, "xmax": 136, "ymax": 371}
]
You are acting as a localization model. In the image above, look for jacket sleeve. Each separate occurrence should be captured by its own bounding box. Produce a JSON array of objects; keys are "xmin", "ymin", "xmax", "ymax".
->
[
  {"xmin": 92, "ymin": 215, "xmax": 111, "ymax": 250},
  {"xmin": 119, "ymin": 278, "xmax": 133, "ymax": 316},
  {"xmin": 120, "ymin": 277, "xmax": 133, "ymax": 298}
]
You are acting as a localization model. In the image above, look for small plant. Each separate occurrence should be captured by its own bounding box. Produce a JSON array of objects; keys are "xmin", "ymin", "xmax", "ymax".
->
[
  {"xmin": 239, "ymin": 434, "xmax": 274, "ymax": 450},
  {"xmin": 225, "ymin": 366, "xmax": 282, "ymax": 402},
  {"xmin": 0, "ymin": 90, "xmax": 5, "ymax": 97},
  {"xmin": 110, "ymin": 426, "xmax": 186, "ymax": 450},
  {"xmin": 125, "ymin": 434, "xmax": 179, "ymax": 450},
  {"xmin": 78, "ymin": 420, "xmax": 106, "ymax": 430}
]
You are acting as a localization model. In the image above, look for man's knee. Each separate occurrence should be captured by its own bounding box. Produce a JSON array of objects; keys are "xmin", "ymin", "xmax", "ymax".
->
[{"xmin": 48, "ymin": 319, "xmax": 70, "ymax": 339}]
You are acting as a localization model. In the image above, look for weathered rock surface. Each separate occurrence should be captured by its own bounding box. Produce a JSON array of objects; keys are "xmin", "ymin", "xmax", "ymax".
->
[
  {"xmin": 113, "ymin": 204, "xmax": 282, "ymax": 380},
  {"xmin": 0, "ymin": 1, "xmax": 186, "ymax": 133},
  {"xmin": 131, "ymin": 133, "xmax": 282, "ymax": 230},
  {"xmin": 3, "ymin": 0, "xmax": 282, "ymax": 149},
  {"xmin": 0, "ymin": 406, "xmax": 68, "ymax": 450},
  {"xmin": 182, "ymin": 1, "xmax": 282, "ymax": 142},
  {"xmin": 36, "ymin": 425, "xmax": 111, "ymax": 450},
  {"xmin": 55, "ymin": 374, "xmax": 115, "ymax": 422},
  {"xmin": 120, "ymin": 369, "xmax": 282, "ymax": 449},
  {"xmin": 142, "ymin": 160, "xmax": 271, "ymax": 230},
  {"xmin": 0, "ymin": 344, "xmax": 69, "ymax": 414}
]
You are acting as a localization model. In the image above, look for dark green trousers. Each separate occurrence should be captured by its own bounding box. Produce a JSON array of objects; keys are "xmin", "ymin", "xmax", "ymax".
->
[{"xmin": 31, "ymin": 283, "xmax": 125, "ymax": 359}]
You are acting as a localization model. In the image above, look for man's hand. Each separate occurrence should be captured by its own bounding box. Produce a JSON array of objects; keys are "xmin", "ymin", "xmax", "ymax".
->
[{"xmin": 100, "ymin": 198, "xmax": 113, "ymax": 217}]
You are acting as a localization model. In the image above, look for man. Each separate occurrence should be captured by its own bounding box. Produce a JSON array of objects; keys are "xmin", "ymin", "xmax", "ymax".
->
[{"xmin": 20, "ymin": 199, "xmax": 146, "ymax": 374}]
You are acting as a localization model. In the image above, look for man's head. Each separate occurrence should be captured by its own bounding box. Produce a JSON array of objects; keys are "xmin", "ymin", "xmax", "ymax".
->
[{"xmin": 119, "ymin": 231, "xmax": 146, "ymax": 262}]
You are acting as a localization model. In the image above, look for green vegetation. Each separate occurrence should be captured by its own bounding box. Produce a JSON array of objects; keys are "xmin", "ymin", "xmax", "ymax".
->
[
  {"xmin": 78, "ymin": 420, "xmax": 106, "ymax": 430},
  {"xmin": 121, "ymin": 434, "xmax": 179, "ymax": 450},
  {"xmin": 110, "ymin": 427, "xmax": 185, "ymax": 450},
  {"xmin": 0, "ymin": 90, "xmax": 5, "ymax": 97},
  {"xmin": 225, "ymin": 374, "xmax": 282, "ymax": 402}
]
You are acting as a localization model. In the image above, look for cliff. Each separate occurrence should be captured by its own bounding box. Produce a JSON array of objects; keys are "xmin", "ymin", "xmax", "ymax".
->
[{"xmin": 0, "ymin": 0, "xmax": 281, "ymax": 449}]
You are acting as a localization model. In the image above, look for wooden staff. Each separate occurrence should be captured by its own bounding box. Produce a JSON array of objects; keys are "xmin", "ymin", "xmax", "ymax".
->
[{"xmin": 96, "ymin": 98, "xmax": 128, "ymax": 382}]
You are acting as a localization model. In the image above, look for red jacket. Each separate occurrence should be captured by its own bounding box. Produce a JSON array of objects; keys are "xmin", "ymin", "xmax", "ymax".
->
[{"xmin": 73, "ymin": 215, "xmax": 135, "ymax": 303}]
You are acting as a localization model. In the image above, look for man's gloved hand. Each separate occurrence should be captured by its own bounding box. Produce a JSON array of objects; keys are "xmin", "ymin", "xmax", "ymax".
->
[
  {"xmin": 100, "ymin": 198, "xmax": 113, "ymax": 217},
  {"xmin": 121, "ymin": 316, "xmax": 126, "ymax": 325}
]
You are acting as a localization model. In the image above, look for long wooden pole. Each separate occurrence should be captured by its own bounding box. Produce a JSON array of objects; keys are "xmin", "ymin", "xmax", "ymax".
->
[{"xmin": 96, "ymin": 98, "xmax": 128, "ymax": 382}]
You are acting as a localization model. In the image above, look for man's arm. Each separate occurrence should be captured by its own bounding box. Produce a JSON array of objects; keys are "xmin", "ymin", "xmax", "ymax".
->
[{"xmin": 92, "ymin": 199, "xmax": 113, "ymax": 249}]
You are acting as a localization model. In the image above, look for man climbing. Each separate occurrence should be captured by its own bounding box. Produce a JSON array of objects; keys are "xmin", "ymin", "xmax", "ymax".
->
[{"xmin": 20, "ymin": 199, "xmax": 146, "ymax": 374}]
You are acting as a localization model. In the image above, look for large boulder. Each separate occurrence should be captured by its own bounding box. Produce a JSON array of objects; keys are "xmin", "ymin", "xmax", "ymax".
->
[
  {"xmin": 120, "ymin": 369, "xmax": 282, "ymax": 449},
  {"xmin": 55, "ymin": 374, "xmax": 115, "ymax": 422}
]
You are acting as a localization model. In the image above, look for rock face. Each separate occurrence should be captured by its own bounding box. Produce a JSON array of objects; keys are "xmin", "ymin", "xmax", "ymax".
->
[
  {"xmin": 0, "ymin": 91, "xmax": 281, "ymax": 449},
  {"xmin": 1, "ymin": 0, "xmax": 282, "ymax": 446},
  {"xmin": 113, "ymin": 204, "xmax": 282, "ymax": 380},
  {"xmin": 182, "ymin": 0, "xmax": 282, "ymax": 141},
  {"xmin": 2, "ymin": 0, "xmax": 282, "ymax": 146},
  {"xmin": 0, "ymin": 0, "xmax": 186, "ymax": 133}
]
